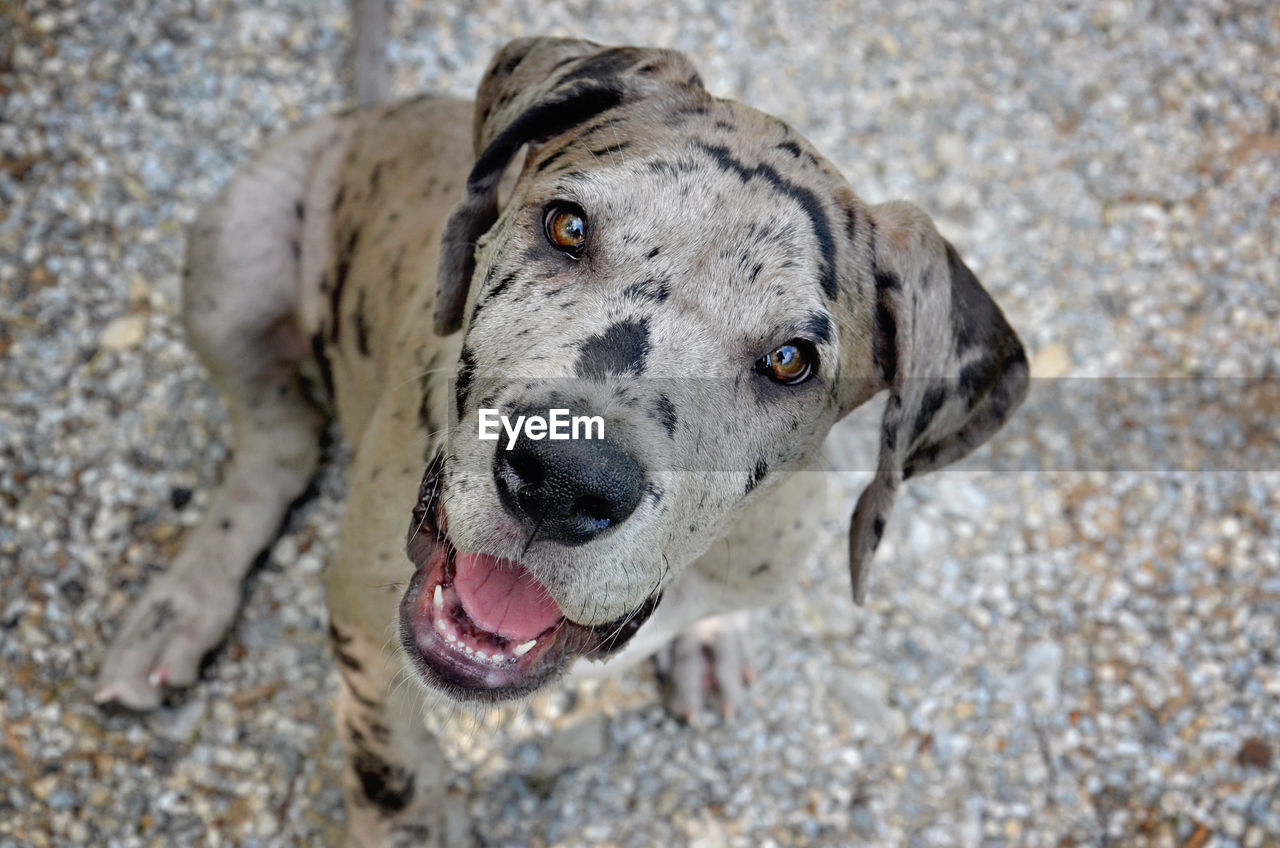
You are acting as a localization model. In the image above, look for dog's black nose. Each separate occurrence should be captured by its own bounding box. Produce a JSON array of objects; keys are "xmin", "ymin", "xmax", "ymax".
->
[{"xmin": 493, "ymin": 416, "xmax": 644, "ymax": 546}]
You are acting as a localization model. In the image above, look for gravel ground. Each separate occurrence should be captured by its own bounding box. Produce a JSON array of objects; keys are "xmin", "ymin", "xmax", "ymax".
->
[{"xmin": 2, "ymin": 1, "xmax": 1279, "ymax": 846}]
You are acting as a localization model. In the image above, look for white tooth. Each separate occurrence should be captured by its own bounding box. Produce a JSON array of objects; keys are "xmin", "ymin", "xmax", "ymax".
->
[
  {"xmin": 476, "ymin": 650, "xmax": 488, "ymax": 660},
  {"xmin": 433, "ymin": 584, "xmax": 443, "ymax": 608},
  {"xmin": 446, "ymin": 632, "xmax": 457, "ymax": 643},
  {"xmin": 435, "ymin": 618, "xmax": 448, "ymax": 634},
  {"xmin": 464, "ymin": 646, "xmax": 474, "ymax": 655},
  {"xmin": 512, "ymin": 640, "xmax": 536, "ymax": 657},
  {"xmin": 492, "ymin": 653, "xmax": 506, "ymax": 662}
]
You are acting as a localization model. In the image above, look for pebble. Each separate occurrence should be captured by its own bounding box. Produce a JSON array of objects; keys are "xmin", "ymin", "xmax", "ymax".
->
[
  {"xmin": 1031, "ymin": 342, "xmax": 1072, "ymax": 380},
  {"xmin": 97, "ymin": 314, "xmax": 148, "ymax": 350}
]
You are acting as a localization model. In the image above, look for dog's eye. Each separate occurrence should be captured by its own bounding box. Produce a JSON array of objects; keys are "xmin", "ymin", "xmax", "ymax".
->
[
  {"xmin": 543, "ymin": 203, "xmax": 587, "ymax": 258},
  {"xmin": 755, "ymin": 340, "xmax": 817, "ymax": 385}
]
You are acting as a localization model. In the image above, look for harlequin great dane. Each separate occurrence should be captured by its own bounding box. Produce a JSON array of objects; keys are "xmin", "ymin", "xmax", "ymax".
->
[{"xmin": 96, "ymin": 37, "xmax": 1028, "ymax": 845}]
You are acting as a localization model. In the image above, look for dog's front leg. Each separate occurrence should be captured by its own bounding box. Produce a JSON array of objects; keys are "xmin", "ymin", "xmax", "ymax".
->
[
  {"xmin": 324, "ymin": 404, "xmax": 468, "ymax": 847},
  {"xmin": 330, "ymin": 620, "xmax": 467, "ymax": 848}
]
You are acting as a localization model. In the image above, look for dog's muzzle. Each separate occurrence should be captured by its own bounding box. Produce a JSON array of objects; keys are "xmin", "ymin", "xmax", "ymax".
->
[{"xmin": 398, "ymin": 455, "xmax": 660, "ymax": 701}]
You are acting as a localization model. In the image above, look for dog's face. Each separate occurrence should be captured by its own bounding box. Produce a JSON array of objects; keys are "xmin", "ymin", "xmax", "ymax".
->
[{"xmin": 399, "ymin": 39, "xmax": 1027, "ymax": 701}]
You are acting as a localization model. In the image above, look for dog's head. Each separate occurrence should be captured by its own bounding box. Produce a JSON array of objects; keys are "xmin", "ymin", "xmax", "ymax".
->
[{"xmin": 400, "ymin": 38, "xmax": 1027, "ymax": 700}]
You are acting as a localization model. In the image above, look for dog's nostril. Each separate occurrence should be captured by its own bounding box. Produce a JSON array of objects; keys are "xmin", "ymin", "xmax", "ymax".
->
[
  {"xmin": 508, "ymin": 452, "xmax": 544, "ymax": 488},
  {"xmin": 574, "ymin": 495, "xmax": 614, "ymax": 528}
]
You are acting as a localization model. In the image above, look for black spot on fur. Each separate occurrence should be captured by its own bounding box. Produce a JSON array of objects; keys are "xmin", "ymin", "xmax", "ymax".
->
[
  {"xmin": 310, "ymin": 333, "xmax": 335, "ymax": 398},
  {"xmin": 351, "ymin": 749, "xmax": 415, "ymax": 812},
  {"xmin": 219, "ymin": 518, "xmax": 232, "ymax": 530},
  {"xmin": 871, "ymin": 256, "xmax": 901, "ymax": 384},
  {"xmin": 470, "ymin": 85, "xmax": 627, "ymax": 187},
  {"xmin": 353, "ymin": 289, "xmax": 371, "ymax": 357},
  {"xmin": 576, "ymin": 319, "xmax": 650, "ymax": 379},
  {"xmin": 946, "ymin": 242, "xmax": 1002, "ymax": 353},
  {"xmin": 843, "ymin": 204, "xmax": 858, "ymax": 242},
  {"xmin": 958, "ymin": 358, "xmax": 996, "ymax": 400},
  {"xmin": 647, "ymin": 246, "xmax": 661, "ymax": 259},
  {"xmin": 345, "ymin": 682, "xmax": 381, "ymax": 710},
  {"xmin": 548, "ymin": 53, "xmax": 581, "ymax": 73},
  {"xmin": 571, "ymin": 116, "xmax": 626, "ymax": 145},
  {"xmin": 652, "ymin": 395, "xmax": 677, "ymax": 437},
  {"xmin": 558, "ymin": 47, "xmax": 650, "ymax": 84},
  {"xmin": 664, "ymin": 102, "xmax": 710, "ymax": 126},
  {"xmin": 144, "ymin": 599, "xmax": 176, "ymax": 637},
  {"xmin": 873, "ymin": 301, "xmax": 897, "ymax": 385},
  {"xmin": 801, "ymin": 312, "xmax": 832, "ymax": 344},
  {"xmin": 621, "ymin": 277, "xmax": 670, "ymax": 304},
  {"xmin": 329, "ymin": 228, "xmax": 360, "ymax": 342},
  {"xmin": 536, "ymin": 148, "xmax": 568, "ymax": 172},
  {"xmin": 695, "ymin": 143, "xmax": 838, "ymax": 299},
  {"xmin": 485, "ymin": 272, "xmax": 518, "ymax": 304},
  {"xmin": 454, "ymin": 347, "xmax": 476, "ymax": 414},
  {"xmin": 911, "ymin": 385, "xmax": 949, "ymax": 444},
  {"xmin": 294, "ymin": 201, "xmax": 305, "ymax": 221},
  {"xmin": 883, "ymin": 420, "xmax": 898, "ymax": 453},
  {"xmin": 495, "ymin": 47, "xmax": 527, "ymax": 78},
  {"xmin": 874, "ymin": 268, "xmax": 901, "ymax": 293},
  {"xmin": 644, "ymin": 157, "xmax": 698, "ymax": 178},
  {"xmin": 776, "ymin": 141, "xmax": 802, "ymax": 158},
  {"xmin": 589, "ymin": 141, "xmax": 631, "ymax": 158},
  {"xmin": 873, "ymin": 515, "xmax": 886, "ymax": 542},
  {"xmin": 745, "ymin": 459, "xmax": 769, "ymax": 493},
  {"xmin": 749, "ymin": 562, "xmax": 771, "ymax": 577},
  {"xmin": 334, "ymin": 644, "xmax": 363, "ymax": 673}
]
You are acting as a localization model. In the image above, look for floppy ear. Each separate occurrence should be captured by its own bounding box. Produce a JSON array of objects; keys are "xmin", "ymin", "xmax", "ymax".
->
[
  {"xmin": 434, "ymin": 37, "xmax": 704, "ymax": 335},
  {"xmin": 847, "ymin": 201, "xmax": 1029, "ymax": 603}
]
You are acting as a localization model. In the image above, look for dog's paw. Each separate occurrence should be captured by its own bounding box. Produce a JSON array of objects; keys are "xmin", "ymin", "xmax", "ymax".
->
[
  {"xmin": 94, "ymin": 576, "xmax": 237, "ymax": 710},
  {"xmin": 655, "ymin": 611, "xmax": 756, "ymax": 725}
]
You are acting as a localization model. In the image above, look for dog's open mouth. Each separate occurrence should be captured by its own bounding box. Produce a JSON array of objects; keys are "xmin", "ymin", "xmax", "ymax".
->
[{"xmin": 398, "ymin": 457, "xmax": 660, "ymax": 701}]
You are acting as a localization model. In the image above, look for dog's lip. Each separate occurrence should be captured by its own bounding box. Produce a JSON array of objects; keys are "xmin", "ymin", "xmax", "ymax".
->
[
  {"xmin": 399, "ymin": 547, "xmax": 570, "ymax": 699},
  {"xmin": 398, "ymin": 458, "xmax": 662, "ymax": 701}
]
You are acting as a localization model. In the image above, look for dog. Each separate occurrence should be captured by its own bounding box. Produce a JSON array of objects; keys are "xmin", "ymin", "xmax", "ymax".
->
[{"xmin": 95, "ymin": 37, "xmax": 1028, "ymax": 845}]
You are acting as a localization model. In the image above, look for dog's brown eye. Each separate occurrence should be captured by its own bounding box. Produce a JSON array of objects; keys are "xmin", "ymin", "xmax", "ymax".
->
[
  {"xmin": 755, "ymin": 340, "xmax": 817, "ymax": 385},
  {"xmin": 543, "ymin": 203, "xmax": 587, "ymax": 257}
]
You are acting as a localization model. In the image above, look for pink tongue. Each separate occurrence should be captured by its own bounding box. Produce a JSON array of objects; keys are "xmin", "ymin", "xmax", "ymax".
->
[{"xmin": 452, "ymin": 553, "xmax": 563, "ymax": 642}]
